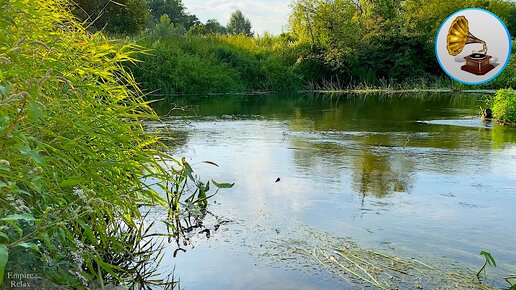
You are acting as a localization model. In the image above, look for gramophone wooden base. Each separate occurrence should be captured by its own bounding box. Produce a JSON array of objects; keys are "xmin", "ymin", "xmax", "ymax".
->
[
  {"xmin": 461, "ymin": 64, "xmax": 495, "ymax": 75},
  {"xmin": 461, "ymin": 54, "xmax": 494, "ymax": 75}
]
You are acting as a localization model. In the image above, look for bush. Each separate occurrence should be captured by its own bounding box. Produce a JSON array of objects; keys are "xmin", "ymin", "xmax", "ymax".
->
[
  {"xmin": 0, "ymin": 0, "xmax": 220, "ymax": 288},
  {"xmin": 129, "ymin": 34, "xmax": 304, "ymax": 94},
  {"xmin": 492, "ymin": 89, "xmax": 516, "ymax": 124}
]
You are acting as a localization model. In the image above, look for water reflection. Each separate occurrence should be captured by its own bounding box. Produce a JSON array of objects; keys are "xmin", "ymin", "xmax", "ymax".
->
[
  {"xmin": 148, "ymin": 93, "xmax": 516, "ymax": 290},
  {"xmin": 353, "ymin": 149, "xmax": 415, "ymax": 198}
]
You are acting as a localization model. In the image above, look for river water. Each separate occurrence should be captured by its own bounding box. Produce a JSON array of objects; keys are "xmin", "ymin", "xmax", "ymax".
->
[{"xmin": 147, "ymin": 93, "xmax": 516, "ymax": 289}]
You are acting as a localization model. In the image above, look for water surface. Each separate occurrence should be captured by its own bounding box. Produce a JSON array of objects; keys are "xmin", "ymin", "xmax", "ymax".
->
[{"xmin": 148, "ymin": 94, "xmax": 516, "ymax": 289}]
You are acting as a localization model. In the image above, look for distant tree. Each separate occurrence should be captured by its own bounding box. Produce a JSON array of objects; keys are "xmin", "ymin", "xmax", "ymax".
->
[
  {"xmin": 206, "ymin": 19, "xmax": 227, "ymax": 34},
  {"xmin": 507, "ymin": 7, "xmax": 516, "ymax": 38},
  {"xmin": 187, "ymin": 23, "xmax": 209, "ymax": 35},
  {"xmin": 72, "ymin": 0, "xmax": 149, "ymax": 34},
  {"xmin": 227, "ymin": 10, "xmax": 252, "ymax": 36},
  {"xmin": 152, "ymin": 14, "xmax": 185, "ymax": 38},
  {"xmin": 147, "ymin": 0, "xmax": 199, "ymax": 30},
  {"xmin": 187, "ymin": 19, "xmax": 227, "ymax": 35}
]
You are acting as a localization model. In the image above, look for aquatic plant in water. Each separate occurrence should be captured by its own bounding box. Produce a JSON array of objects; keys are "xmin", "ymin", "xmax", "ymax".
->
[{"xmin": 268, "ymin": 228, "xmax": 500, "ymax": 290}]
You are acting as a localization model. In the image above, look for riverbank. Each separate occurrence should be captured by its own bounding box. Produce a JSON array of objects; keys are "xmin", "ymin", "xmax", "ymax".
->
[
  {"xmin": 126, "ymin": 34, "xmax": 515, "ymax": 96},
  {"xmin": 127, "ymin": 31, "xmax": 515, "ymax": 96},
  {"xmin": 146, "ymin": 88, "xmax": 499, "ymax": 97}
]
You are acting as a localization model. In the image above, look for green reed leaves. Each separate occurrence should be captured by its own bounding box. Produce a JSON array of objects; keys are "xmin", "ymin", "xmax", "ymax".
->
[{"xmin": 0, "ymin": 0, "xmax": 223, "ymax": 288}]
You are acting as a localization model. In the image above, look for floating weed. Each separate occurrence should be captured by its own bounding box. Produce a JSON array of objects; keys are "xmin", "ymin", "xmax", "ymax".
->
[{"xmin": 267, "ymin": 228, "xmax": 497, "ymax": 290}]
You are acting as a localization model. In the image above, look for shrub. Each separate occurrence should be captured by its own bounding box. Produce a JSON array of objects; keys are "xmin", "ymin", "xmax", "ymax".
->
[
  {"xmin": 492, "ymin": 89, "xmax": 516, "ymax": 124},
  {"xmin": 0, "ymin": 0, "xmax": 221, "ymax": 288},
  {"xmin": 129, "ymin": 34, "xmax": 305, "ymax": 94}
]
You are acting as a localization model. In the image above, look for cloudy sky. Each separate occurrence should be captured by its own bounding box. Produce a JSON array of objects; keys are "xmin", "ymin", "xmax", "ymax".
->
[{"xmin": 182, "ymin": 0, "xmax": 292, "ymax": 35}]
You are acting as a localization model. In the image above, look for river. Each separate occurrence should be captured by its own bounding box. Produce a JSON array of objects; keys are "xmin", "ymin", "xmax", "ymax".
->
[{"xmin": 145, "ymin": 93, "xmax": 516, "ymax": 289}]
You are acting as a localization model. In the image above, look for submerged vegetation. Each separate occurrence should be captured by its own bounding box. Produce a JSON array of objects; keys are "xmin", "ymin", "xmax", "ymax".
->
[
  {"xmin": 0, "ymin": 0, "xmax": 231, "ymax": 288},
  {"xmin": 270, "ymin": 228, "xmax": 515, "ymax": 290}
]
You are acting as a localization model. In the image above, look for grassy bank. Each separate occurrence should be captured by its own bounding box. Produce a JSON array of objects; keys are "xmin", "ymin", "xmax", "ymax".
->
[
  {"xmin": 129, "ymin": 34, "xmax": 304, "ymax": 94},
  {"xmin": 127, "ymin": 34, "xmax": 515, "ymax": 96}
]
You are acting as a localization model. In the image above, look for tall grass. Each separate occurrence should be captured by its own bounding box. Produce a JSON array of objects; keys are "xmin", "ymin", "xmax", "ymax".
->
[
  {"xmin": 127, "ymin": 30, "xmax": 514, "ymax": 95},
  {"xmin": 0, "ymin": 0, "xmax": 226, "ymax": 288},
  {"xmin": 128, "ymin": 34, "xmax": 304, "ymax": 95}
]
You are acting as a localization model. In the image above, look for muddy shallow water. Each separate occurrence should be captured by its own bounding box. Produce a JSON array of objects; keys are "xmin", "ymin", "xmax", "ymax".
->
[{"xmin": 147, "ymin": 94, "xmax": 516, "ymax": 289}]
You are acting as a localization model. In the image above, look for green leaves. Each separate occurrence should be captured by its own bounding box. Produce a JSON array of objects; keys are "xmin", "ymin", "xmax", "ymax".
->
[
  {"xmin": 477, "ymin": 250, "xmax": 497, "ymax": 278},
  {"xmin": 1, "ymin": 213, "xmax": 35, "ymax": 222},
  {"xmin": 212, "ymin": 179, "xmax": 235, "ymax": 189},
  {"xmin": 15, "ymin": 242, "xmax": 39, "ymax": 253},
  {"xmin": 480, "ymin": 251, "xmax": 496, "ymax": 267},
  {"xmin": 1, "ymin": 1, "xmax": 234, "ymax": 288},
  {"xmin": 17, "ymin": 146, "xmax": 45, "ymax": 165},
  {"xmin": 0, "ymin": 84, "xmax": 7, "ymax": 97},
  {"xmin": 78, "ymin": 219, "xmax": 97, "ymax": 244},
  {"xmin": 0, "ymin": 244, "xmax": 8, "ymax": 285},
  {"xmin": 0, "ymin": 232, "xmax": 8, "ymax": 242}
]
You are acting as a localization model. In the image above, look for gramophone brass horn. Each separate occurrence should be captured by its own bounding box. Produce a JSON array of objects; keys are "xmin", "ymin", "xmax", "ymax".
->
[{"xmin": 446, "ymin": 16, "xmax": 487, "ymax": 56}]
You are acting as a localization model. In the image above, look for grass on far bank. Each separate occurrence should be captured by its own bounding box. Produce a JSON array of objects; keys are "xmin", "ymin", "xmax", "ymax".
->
[
  {"xmin": 128, "ymin": 34, "xmax": 304, "ymax": 95},
  {"xmin": 126, "ymin": 31, "xmax": 515, "ymax": 96}
]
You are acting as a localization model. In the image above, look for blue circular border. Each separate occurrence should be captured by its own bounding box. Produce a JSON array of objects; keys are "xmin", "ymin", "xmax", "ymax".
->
[{"xmin": 435, "ymin": 8, "xmax": 512, "ymax": 85}]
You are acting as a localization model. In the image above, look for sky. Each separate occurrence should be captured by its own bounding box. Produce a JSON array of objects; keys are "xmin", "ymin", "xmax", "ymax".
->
[{"xmin": 182, "ymin": 0, "xmax": 292, "ymax": 35}]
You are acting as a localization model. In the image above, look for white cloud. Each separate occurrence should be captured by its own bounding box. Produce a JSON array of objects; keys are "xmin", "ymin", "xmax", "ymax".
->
[{"xmin": 183, "ymin": 0, "xmax": 292, "ymax": 35}]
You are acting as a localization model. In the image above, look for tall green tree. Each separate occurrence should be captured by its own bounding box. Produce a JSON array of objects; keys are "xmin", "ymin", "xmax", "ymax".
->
[
  {"xmin": 206, "ymin": 19, "xmax": 227, "ymax": 34},
  {"xmin": 227, "ymin": 10, "xmax": 253, "ymax": 36},
  {"xmin": 72, "ymin": 0, "xmax": 149, "ymax": 34},
  {"xmin": 147, "ymin": 0, "xmax": 199, "ymax": 30},
  {"xmin": 508, "ymin": 7, "xmax": 516, "ymax": 37}
]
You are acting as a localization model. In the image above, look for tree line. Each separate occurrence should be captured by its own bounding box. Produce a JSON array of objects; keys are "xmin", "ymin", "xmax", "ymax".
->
[
  {"xmin": 72, "ymin": 0, "xmax": 253, "ymax": 36},
  {"xmin": 73, "ymin": 0, "xmax": 515, "ymax": 92},
  {"xmin": 287, "ymin": 0, "xmax": 516, "ymax": 83}
]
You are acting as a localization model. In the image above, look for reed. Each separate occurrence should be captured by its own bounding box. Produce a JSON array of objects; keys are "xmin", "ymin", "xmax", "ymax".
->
[{"xmin": 0, "ymin": 1, "xmax": 230, "ymax": 288}]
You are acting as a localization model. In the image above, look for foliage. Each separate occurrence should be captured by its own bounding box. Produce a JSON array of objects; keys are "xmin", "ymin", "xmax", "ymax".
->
[
  {"xmin": 0, "ymin": 0, "xmax": 224, "ymax": 288},
  {"xmin": 147, "ymin": 0, "xmax": 199, "ymax": 30},
  {"xmin": 128, "ymin": 34, "xmax": 303, "ymax": 94},
  {"xmin": 71, "ymin": 0, "xmax": 514, "ymax": 92},
  {"xmin": 72, "ymin": 0, "xmax": 150, "ymax": 34},
  {"xmin": 227, "ymin": 10, "xmax": 253, "ymax": 36},
  {"xmin": 206, "ymin": 19, "xmax": 227, "ymax": 34},
  {"xmin": 492, "ymin": 89, "xmax": 516, "ymax": 124},
  {"xmin": 477, "ymin": 251, "xmax": 496, "ymax": 277},
  {"xmin": 508, "ymin": 7, "xmax": 516, "ymax": 37},
  {"xmin": 152, "ymin": 14, "xmax": 185, "ymax": 38},
  {"xmin": 287, "ymin": 0, "xmax": 516, "ymax": 87},
  {"xmin": 187, "ymin": 19, "xmax": 227, "ymax": 36}
]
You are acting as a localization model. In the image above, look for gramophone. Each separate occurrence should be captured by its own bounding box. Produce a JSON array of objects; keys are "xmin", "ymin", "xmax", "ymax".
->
[{"xmin": 447, "ymin": 16, "xmax": 494, "ymax": 75}]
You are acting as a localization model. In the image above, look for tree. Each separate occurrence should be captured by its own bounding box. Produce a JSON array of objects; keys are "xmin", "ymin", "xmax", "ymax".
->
[
  {"xmin": 152, "ymin": 14, "xmax": 185, "ymax": 38},
  {"xmin": 206, "ymin": 19, "xmax": 227, "ymax": 34},
  {"xmin": 508, "ymin": 7, "xmax": 516, "ymax": 38},
  {"xmin": 147, "ymin": 0, "xmax": 199, "ymax": 30},
  {"xmin": 187, "ymin": 19, "xmax": 227, "ymax": 35},
  {"xmin": 187, "ymin": 23, "xmax": 209, "ymax": 35},
  {"xmin": 227, "ymin": 10, "xmax": 253, "ymax": 36},
  {"xmin": 72, "ymin": 0, "xmax": 149, "ymax": 34}
]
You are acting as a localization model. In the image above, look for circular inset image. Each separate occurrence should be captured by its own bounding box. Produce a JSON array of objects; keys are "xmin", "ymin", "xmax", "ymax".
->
[{"xmin": 435, "ymin": 8, "xmax": 512, "ymax": 85}]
